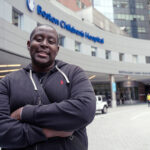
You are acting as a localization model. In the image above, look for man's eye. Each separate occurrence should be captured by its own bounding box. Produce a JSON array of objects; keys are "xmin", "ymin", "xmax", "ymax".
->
[
  {"xmin": 48, "ymin": 40, "xmax": 56, "ymax": 44},
  {"xmin": 35, "ymin": 36, "xmax": 43, "ymax": 41}
]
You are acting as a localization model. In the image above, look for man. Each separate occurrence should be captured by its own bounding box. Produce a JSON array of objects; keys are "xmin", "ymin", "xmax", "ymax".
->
[{"xmin": 0, "ymin": 24, "xmax": 96, "ymax": 150}]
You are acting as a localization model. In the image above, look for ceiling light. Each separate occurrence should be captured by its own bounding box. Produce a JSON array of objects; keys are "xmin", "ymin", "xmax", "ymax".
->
[
  {"xmin": 0, "ymin": 69, "xmax": 20, "ymax": 73},
  {"xmin": 89, "ymin": 75, "xmax": 96, "ymax": 80},
  {"xmin": 0, "ymin": 64, "xmax": 21, "ymax": 67},
  {"xmin": 0, "ymin": 75, "xmax": 5, "ymax": 78}
]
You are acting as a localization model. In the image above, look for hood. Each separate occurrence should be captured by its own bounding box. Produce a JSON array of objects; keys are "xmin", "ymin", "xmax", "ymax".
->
[
  {"xmin": 23, "ymin": 59, "xmax": 68, "ymax": 72},
  {"xmin": 23, "ymin": 60, "xmax": 70, "ymax": 91}
]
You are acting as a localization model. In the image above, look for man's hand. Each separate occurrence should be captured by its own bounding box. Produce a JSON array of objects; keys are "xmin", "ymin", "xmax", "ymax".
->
[
  {"xmin": 10, "ymin": 107, "xmax": 23, "ymax": 120},
  {"xmin": 43, "ymin": 128, "xmax": 73, "ymax": 138}
]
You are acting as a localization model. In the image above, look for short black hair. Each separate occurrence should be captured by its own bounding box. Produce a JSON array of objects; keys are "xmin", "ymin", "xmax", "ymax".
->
[{"xmin": 30, "ymin": 24, "xmax": 59, "ymax": 44}]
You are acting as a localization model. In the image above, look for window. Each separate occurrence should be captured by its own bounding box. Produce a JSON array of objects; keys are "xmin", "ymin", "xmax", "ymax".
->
[
  {"xmin": 119, "ymin": 53, "xmax": 124, "ymax": 62},
  {"xmin": 105, "ymin": 50, "xmax": 111, "ymax": 60},
  {"xmin": 120, "ymin": 2, "xmax": 128, "ymax": 8},
  {"xmin": 91, "ymin": 46, "xmax": 97, "ymax": 57},
  {"xmin": 138, "ymin": 27, "xmax": 146, "ymax": 33},
  {"xmin": 136, "ymin": 3, "xmax": 144, "ymax": 9},
  {"xmin": 58, "ymin": 34, "xmax": 65, "ymax": 47},
  {"xmin": 146, "ymin": 56, "xmax": 150, "ymax": 64},
  {"xmin": 75, "ymin": 41, "xmax": 81, "ymax": 52},
  {"xmin": 12, "ymin": 8, "xmax": 23, "ymax": 28},
  {"xmin": 132, "ymin": 55, "xmax": 138, "ymax": 63},
  {"xmin": 116, "ymin": 14, "xmax": 145, "ymax": 21}
]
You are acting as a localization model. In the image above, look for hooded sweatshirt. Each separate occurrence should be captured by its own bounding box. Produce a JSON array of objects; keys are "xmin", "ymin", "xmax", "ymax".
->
[{"xmin": 0, "ymin": 60, "xmax": 96, "ymax": 150}]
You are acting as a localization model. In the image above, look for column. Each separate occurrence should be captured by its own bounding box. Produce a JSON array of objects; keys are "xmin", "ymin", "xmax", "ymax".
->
[{"xmin": 110, "ymin": 74, "xmax": 117, "ymax": 108}]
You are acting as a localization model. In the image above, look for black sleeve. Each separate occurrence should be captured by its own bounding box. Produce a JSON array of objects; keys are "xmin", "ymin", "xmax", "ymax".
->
[
  {"xmin": 0, "ymin": 77, "xmax": 47, "ymax": 149},
  {"xmin": 21, "ymin": 67, "xmax": 96, "ymax": 131}
]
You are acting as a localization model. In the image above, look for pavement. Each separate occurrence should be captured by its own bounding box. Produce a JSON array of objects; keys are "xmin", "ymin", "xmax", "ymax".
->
[{"xmin": 87, "ymin": 103, "xmax": 150, "ymax": 150}]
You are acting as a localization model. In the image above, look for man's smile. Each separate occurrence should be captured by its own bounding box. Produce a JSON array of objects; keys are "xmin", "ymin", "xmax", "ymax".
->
[{"xmin": 38, "ymin": 52, "xmax": 49, "ymax": 57}]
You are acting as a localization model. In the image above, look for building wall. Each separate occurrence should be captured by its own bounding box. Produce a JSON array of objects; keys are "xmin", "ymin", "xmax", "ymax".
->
[{"xmin": 76, "ymin": 7, "xmax": 128, "ymax": 36}]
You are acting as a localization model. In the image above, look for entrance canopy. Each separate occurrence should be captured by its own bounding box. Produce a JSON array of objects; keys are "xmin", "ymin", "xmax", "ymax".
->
[{"xmin": 0, "ymin": 50, "xmax": 30, "ymax": 78}]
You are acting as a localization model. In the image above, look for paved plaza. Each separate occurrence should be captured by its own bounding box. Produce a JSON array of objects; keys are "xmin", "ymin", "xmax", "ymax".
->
[{"xmin": 87, "ymin": 103, "xmax": 150, "ymax": 150}]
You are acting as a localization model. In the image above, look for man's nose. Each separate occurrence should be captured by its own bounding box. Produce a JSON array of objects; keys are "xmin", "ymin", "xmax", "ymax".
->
[{"xmin": 41, "ymin": 39, "xmax": 48, "ymax": 47}]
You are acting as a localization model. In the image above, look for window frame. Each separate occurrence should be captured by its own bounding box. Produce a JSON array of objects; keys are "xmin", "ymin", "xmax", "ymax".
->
[
  {"xmin": 105, "ymin": 50, "xmax": 111, "ymax": 60},
  {"xmin": 58, "ymin": 34, "xmax": 65, "ymax": 47},
  {"xmin": 91, "ymin": 46, "xmax": 97, "ymax": 57},
  {"xmin": 75, "ymin": 41, "xmax": 81, "ymax": 52},
  {"xmin": 12, "ymin": 7, "xmax": 23, "ymax": 29}
]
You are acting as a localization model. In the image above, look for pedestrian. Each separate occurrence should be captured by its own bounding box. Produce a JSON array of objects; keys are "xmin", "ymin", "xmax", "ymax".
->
[
  {"xmin": 147, "ymin": 93, "xmax": 150, "ymax": 107},
  {"xmin": 0, "ymin": 24, "xmax": 96, "ymax": 150}
]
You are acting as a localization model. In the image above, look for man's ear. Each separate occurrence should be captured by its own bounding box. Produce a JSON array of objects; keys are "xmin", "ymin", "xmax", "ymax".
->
[
  {"xmin": 27, "ymin": 41, "xmax": 30, "ymax": 51},
  {"xmin": 56, "ymin": 45, "xmax": 59, "ymax": 55}
]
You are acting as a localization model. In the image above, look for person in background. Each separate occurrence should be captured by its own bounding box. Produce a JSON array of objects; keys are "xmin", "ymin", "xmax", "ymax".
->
[
  {"xmin": 0, "ymin": 24, "xmax": 96, "ymax": 150},
  {"xmin": 147, "ymin": 93, "xmax": 150, "ymax": 107}
]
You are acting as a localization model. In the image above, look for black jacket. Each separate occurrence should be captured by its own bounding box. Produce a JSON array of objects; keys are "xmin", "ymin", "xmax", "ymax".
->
[{"xmin": 0, "ymin": 60, "xmax": 96, "ymax": 150}]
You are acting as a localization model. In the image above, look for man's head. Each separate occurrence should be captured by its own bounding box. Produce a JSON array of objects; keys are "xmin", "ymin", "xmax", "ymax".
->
[{"xmin": 27, "ymin": 24, "xmax": 59, "ymax": 72}]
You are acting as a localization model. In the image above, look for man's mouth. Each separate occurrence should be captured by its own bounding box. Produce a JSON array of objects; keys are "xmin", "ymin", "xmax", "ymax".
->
[{"xmin": 38, "ymin": 52, "xmax": 48, "ymax": 57}]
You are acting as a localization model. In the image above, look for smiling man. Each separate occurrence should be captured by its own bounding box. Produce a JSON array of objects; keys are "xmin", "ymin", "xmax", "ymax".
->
[
  {"xmin": 28, "ymin": 25, "xmax": 59, "ymax": 71},
  {"xmin": 0, "ymin": 24, "xmax": 96, "ymax": 150}
]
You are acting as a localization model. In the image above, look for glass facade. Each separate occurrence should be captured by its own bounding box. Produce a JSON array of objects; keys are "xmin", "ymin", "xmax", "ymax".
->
[
  {"xmin": 113, "ymin": 0, "xmax": 150, "ymax": 39},
  {"xmin": 93, "ymin": 0, "xmax": 150, "ymax": 40}
]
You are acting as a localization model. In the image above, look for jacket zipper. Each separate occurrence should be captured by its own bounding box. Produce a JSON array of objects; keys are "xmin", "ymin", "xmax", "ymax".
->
[
  {"xmin": 35, "ymin": 144, "xmax": 38, "ymax": 150},
  {"xmin": 35, "ymin": 96, "xmax": 42, "ymax": 150}
]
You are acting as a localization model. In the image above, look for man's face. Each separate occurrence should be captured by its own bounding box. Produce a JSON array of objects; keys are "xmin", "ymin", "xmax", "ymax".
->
[{"xmin": 27, "ymin": 26, "xmax": 59, "ymax": 69}]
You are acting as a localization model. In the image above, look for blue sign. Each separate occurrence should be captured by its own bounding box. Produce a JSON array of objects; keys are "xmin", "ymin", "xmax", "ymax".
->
[
  {"xmin": 27, "ymin": 2, "xmax": 104, "ymax": 44},
  {"xmin": 112, "ymin": 82, "xmax": 116, "ymax": 92},
  {"xmin": 26, "ymin": 0, "xmax": 35, "ymax": 12}
]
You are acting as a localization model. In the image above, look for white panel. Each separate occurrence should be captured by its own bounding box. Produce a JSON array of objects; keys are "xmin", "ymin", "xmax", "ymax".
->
[
  {"xmin": 65, "ymin": 37, "xmax": 74, "ymax": 51},
  {"xmin": 0, "ymin": 0, "xmax": 12, "ymax": 23},
  {"xmin": 111, "ymin": 51, "xmax": 119, "ymax": 61},
  {"xmin": 138, "ymin": 55, "xmax": 146, "ymax": 64},
  {"xmin": 0, "ymin": 0, "xmax": 4, "ymax": 18},
  {"xmin": 97, "ymin": 48, "xmax": 105, "ymax": 59},
  {"xmin": 22, "ymin": 15, "xmax": 37, "ymax": 34},
  {"xmin": 81, "ymin": 44, "xmax": 91, "ymax": 56},
  {"xmin": 125, "ymin": 54, "xmax": 132, "ymax": 63}
]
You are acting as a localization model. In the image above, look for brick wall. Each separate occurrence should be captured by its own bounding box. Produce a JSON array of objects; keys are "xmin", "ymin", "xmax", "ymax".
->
[{"xmin": 57, "ymin": 0, "xmax": 92, "ymax": 11}]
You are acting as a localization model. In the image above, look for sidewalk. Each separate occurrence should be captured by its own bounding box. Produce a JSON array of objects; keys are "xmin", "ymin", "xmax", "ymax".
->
[
  {"xmin": 109, "ymin": 101, "xmax": 147, "ymax": 112},
  {"xmin": 88, "ymin": 103, "xmax": 150, "ymax": 150}
]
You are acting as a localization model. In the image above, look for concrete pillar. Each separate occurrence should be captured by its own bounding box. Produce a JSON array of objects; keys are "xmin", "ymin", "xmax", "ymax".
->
[{"xmin": 110, "ymin": 74, "xmax": 117, "ymax": 108}]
